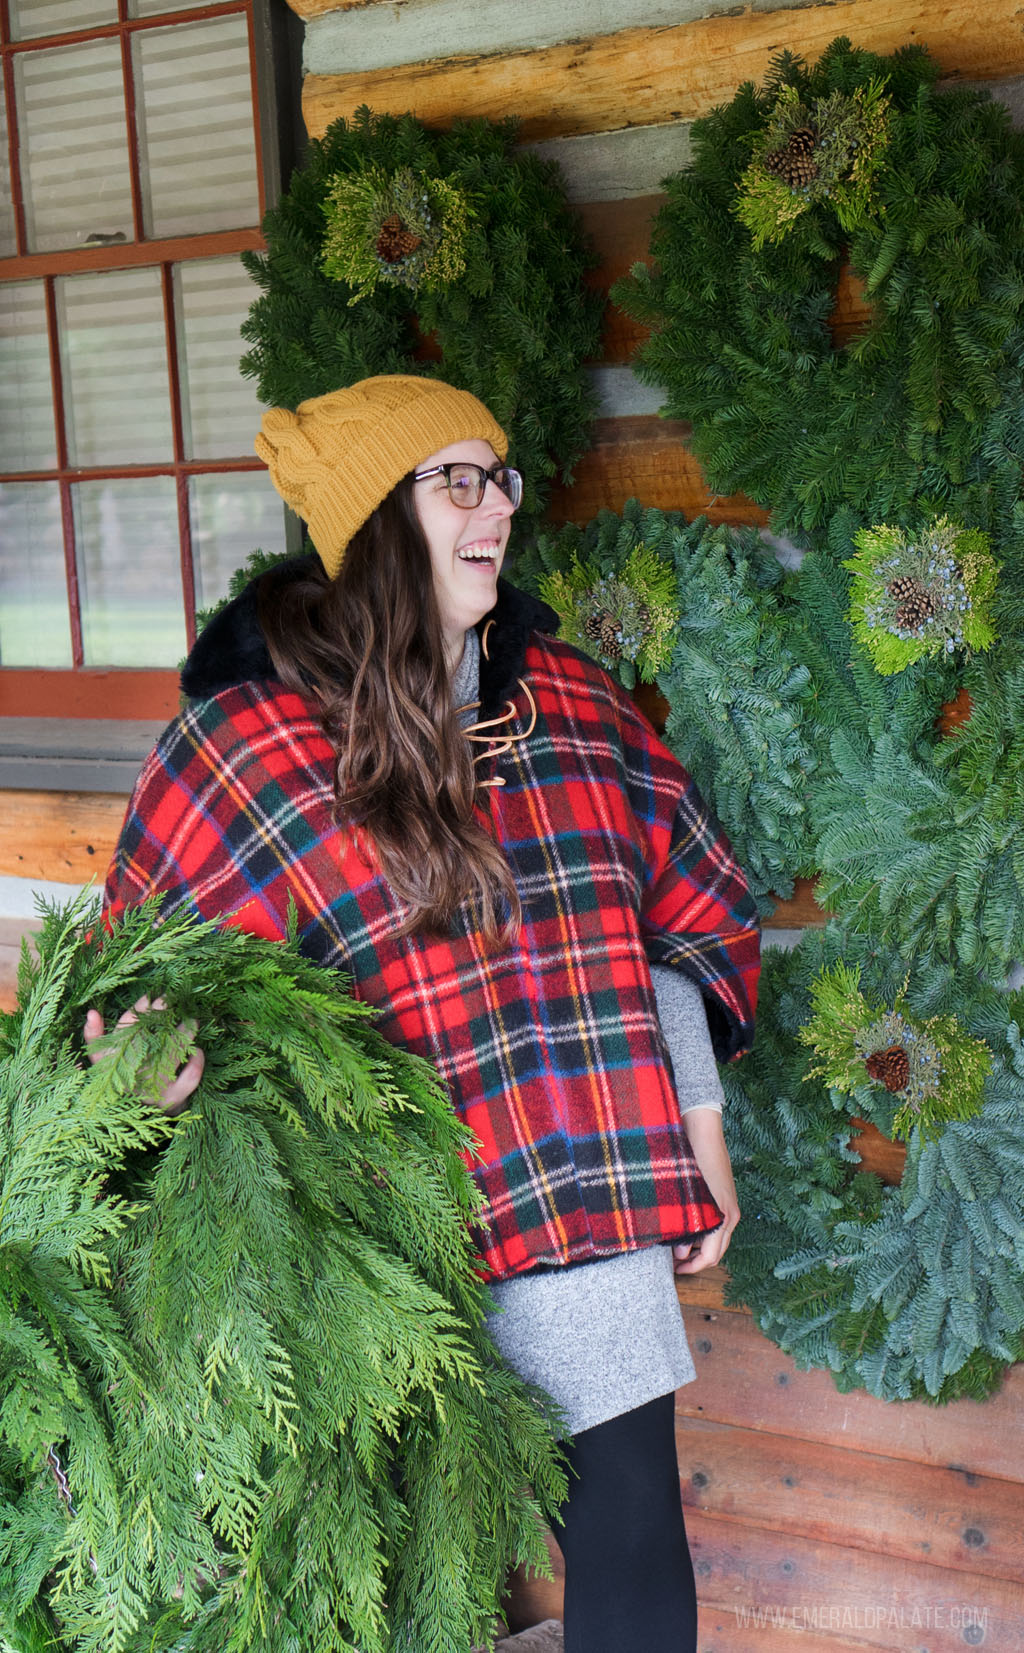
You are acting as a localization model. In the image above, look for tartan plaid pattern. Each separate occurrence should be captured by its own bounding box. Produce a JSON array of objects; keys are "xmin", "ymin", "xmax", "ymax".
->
[{"xmin": 105, "ymin": 630, "xmax": 759, "ymax": 1280}]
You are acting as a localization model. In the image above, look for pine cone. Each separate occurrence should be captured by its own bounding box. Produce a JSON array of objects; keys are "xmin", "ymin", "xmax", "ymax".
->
[
  {"xmin": 585, "ymin": 608, "xmax": 623, "ymax": 659},
  {"xmin": 764, "ymin": 127, "xmax": 820, "ymax": 187},
  {"xmin": 888, "ymin": 576, "xmax": 936, "ymax": 632},
  {"xmin": 376, "ymin": 214, "xmax": 422, "ymax": 263},
  {"xmin": 864, "ymin": 1045, "xmax": 910, "ymax": 1093}
]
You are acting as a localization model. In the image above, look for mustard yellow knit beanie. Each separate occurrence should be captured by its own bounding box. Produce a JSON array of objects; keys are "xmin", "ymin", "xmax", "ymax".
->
[{"xmin": 254, "ymin": 374, "xmax": 508, "ymax": 579}]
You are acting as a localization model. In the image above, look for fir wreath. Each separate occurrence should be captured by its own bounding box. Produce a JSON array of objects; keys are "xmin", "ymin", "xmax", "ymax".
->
[
  {"xmin": 0, "ymin": 899, "xmax": 564, "ymax": 1653},
  {"xmin": 518, "ymin": 500, "xmax": 819, "ymax": 906},
  {"xmin": 613, "ymin": 38, "xmax": 1024, "ymax": 538},
  {"xmin": 721, "ymin": 932, "xmax": 1024, "ymax": 1402},
  {"xmin": 240, "ymin": 107, "xmax": 603, "ymax": 533}
]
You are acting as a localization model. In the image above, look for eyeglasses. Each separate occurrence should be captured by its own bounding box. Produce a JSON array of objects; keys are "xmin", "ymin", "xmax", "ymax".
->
[{"xmin": 413, "ymin": 460, "xmax": 523, "ymax": 510}]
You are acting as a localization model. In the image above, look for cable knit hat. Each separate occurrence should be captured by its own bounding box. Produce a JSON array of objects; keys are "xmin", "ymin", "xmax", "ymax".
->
[{"xmin": 254, "ymin": 374, "xmax": 508, "ymax": 579}]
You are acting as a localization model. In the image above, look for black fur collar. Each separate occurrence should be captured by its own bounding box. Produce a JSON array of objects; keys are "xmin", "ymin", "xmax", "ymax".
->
[{"xmin": 180, "ymin": 555, "xmax": 559, "ymax": 719}]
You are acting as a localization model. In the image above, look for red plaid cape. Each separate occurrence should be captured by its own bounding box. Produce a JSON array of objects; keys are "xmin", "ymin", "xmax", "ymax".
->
[{"xmin": 105, "ymin": 595, "xmax": 759, "ymax": 1280}]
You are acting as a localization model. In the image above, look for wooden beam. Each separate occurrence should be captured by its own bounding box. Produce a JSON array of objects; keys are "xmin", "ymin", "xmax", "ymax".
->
[
  {"xmin": 0, "ymin": 791, "xmax": 125, "ymax": 884},
  {"xmin": 302, "ymin": 1, "xmax": 1024, "ymax": 142}
]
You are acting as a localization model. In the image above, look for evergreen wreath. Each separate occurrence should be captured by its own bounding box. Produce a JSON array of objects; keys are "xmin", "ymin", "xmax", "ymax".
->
[
  {"xmin": 721, "ymin": 932, "xmax": 1024, "ymax": 1403},
  {"xmin": 241, "ymin": 107, "xmax": 604, "ymax": 532},
  {"xmin": 613, "ymin": 38, "xmax": 1024, "ymax": 538},
  {"xmin": 517, "ymin": 500, "xmax": 819, "ymax": 907},
  {"xmin": 812, "ymin": 639, "xmax": 1024, "ymax": 979},
  {"xmin": 0, "ymin": 898, "xmax": 564, "ymax": 1653}
]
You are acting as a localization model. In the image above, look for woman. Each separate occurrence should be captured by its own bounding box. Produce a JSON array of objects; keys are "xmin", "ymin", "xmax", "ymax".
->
[{"xmin": 102, "ymin": 374, "xmax": 760, "ymax": 1653}]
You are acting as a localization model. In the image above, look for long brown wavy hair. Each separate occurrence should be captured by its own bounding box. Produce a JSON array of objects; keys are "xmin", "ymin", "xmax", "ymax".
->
[{"xmin": 257, "ymin": 476, "xmax": 521, "ymax": 940}]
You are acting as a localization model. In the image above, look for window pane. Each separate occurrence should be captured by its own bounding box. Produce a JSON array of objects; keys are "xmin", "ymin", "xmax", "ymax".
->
[
  {"xmin": 190, "ymin": 472, "xmax": 287, "ymax": 614},
  {"xmin": 130, "ymin": 0, "xmax": 215, "ymax": 14},
  {"xmin": 135, "ymin": 15, "xmax": 260, "ymax": 240},
  {"xmin": 59, "ymin": 267, "xmax": 173, "ymax": 467},
  {"xmin": 0, "ymin": 80, "xmax": 16, "ymax": 257},
  {"xmin": 177, "ymin": 257, "xmax": 265, "ymax": 460},
  {"xmin": 0, "ymin": 482, "xmax": 71, "ymax": 666},
  {"xmin": 74, "ymin": 477, "xmax": 185, "ymax": 665},
  {"xmin": 15, "ymin": 38, "xmax": 133, "ymax": 253},
  {"xmin": 8, "ymin": 0, "xmax": 116, "ymax": 40},
  {"xmin": 0, "ymin": 282, "xmax": 57, "ymax": 472}
]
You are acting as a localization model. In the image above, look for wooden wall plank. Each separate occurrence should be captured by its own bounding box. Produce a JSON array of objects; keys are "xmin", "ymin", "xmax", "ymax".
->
[
  {"xmin": 302, "ymin": 1, "xmax": 1024, "ymax": 141},
  {"xmin": 688, "ymin": 1510, "xmax": 1024, "ymax": 1652},
  {"xmin": 0, "ymin": 791, "xmax": 125, "ymax": 885},
  {"xmin": 677, "ymin": 1307, "xmax": 1024, "ymax": 1482},
  {"xmin": 678, "ymin": 1418, "xmax": 1024, "ymax": 1583},
  {"xmin": 544, "ymin": 416, "xmax": 770, "ymax": 526}
]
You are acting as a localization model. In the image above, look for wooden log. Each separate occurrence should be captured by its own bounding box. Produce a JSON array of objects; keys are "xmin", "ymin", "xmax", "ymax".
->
[
  {"xmin": 0, "ymin": 918, "xmax": 40, "ymax": 1013},
  {"xmin": 766, "ymin": 878, "xmax": 828, "ymax": 929},
  {"xmin": 545, "ymin": 416, "xmax": 770, "ymax": 526},
  {"xmin": 302, "ymin": 2, "xmax": 1024, "ymax": 142},
  {"xmin": 678, "ymin": 1418, "xmax": 1024, "ymax": 1584},
  {"xmin": 286, "ymin": 0, "xmax": 374, "ymax": 14},
  {"xmin": 848, "ymin": 1117, "xmax": 907, "ymax": 1185},
  {"xmin": 677, "ymin": 1307, "xmax": 1024, "ymax": 1482},
  {"xmin": 687, "ymin": 1509, "xmax": 1024, "ymax": 1652},
  {"xmin": 0, "ymin": 669, "xmax": 179, "ymax": 721},
  {"xmin": 578, "ymin": 194, "xmax": 660, "ymax": 364},
  {"xmin": 0, "ymin": 791, "xmax": 125, "ymax": 884}
]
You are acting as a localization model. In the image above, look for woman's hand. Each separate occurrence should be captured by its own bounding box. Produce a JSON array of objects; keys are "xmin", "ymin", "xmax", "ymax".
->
[
  {"xmin": 672, "ymin": 1107, "xmax": 740, "ymax": 1275},
  {"xmin": 83, "ymin": 996, "xmax": 205, "ymax": 1116}
]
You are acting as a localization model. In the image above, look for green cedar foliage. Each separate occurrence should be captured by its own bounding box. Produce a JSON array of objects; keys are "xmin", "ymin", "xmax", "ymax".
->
[
  {"xmin": 240, "ymin": 107, "xmax": 603, "ymax": 536},
  {"xmin": 0, "ymin": 899, "xmax": 565, "ymax": 1653},
  {"xmin": 722, "ymin": 933, "xmax": 1024, "ymax": 1401},
  {"xmin": 613, "ymin": 38, "xmax": 1024, "ymax": 537},
  {"xmin": 517, "ymin": 501, "xmax": 818, "ymax": 907}
]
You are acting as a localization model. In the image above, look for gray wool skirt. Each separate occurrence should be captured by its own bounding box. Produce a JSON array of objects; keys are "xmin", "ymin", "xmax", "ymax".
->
[{"xmin": 485, "ymin": 1243, "xmax": 695, "ymax": 1438}]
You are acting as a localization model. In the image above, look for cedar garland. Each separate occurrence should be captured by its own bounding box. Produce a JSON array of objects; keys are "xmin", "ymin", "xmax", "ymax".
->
[{"xmin": 0, "ymin": 899, "xmax": 565, "ymax": 1653}]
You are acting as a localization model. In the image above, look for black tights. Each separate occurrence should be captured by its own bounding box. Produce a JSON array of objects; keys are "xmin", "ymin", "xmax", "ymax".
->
[{"xmin": 555, "ymin": 1392, "xmax": 697, "ymax": 1653}]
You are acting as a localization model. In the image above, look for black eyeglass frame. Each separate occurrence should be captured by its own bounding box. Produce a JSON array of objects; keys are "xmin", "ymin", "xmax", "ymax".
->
[{"xmin": 412, "ymin": 460, "xmax": 523, "ymax": 510}]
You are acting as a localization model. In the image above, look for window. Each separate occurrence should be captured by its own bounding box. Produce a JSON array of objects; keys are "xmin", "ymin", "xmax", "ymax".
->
[{"xmin": 0, "ymin": 0, "xmax": 300, "ymax": 716}]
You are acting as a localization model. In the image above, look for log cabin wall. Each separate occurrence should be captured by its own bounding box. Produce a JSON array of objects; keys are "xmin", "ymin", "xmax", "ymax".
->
[{"xmin": 3, "ymin": 1, "xmax": 1024, "ymax": 1645}]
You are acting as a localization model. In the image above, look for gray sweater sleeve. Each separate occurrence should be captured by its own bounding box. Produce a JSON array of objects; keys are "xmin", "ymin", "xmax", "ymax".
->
[{"xmin": 651, "ymin": 965, "xmax": 725, "ymax": 1114}]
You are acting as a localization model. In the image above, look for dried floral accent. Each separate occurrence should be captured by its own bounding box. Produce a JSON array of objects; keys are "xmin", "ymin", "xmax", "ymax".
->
[
  {"xmin": 538, "ymin": 541, "xmax": 679, "ymax": 690},
  {"xmin": 799, "ymin": 961, "xmax": 991, "ymax": 1140},
  {"xmin": 844, "ymin": 516, "xmax": 999, "ymax": 676},
  {"xmin": 322, "ymin": 164, "xmax": 472, "ymax": 303},
  {"xmin": 736, "ymin": 80, "xmax": 891, "ymax": 248}
]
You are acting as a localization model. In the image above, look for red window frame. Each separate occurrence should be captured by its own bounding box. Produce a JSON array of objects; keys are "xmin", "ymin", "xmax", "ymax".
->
[{"xmin": 0, "ymin": 0, "xmax": 279, "ymax": 718}]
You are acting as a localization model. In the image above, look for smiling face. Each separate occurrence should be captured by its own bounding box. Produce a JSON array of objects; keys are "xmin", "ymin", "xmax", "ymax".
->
[{"xmin": 412, "ymin": 437, "xmax": 516, "ymax": 667}]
